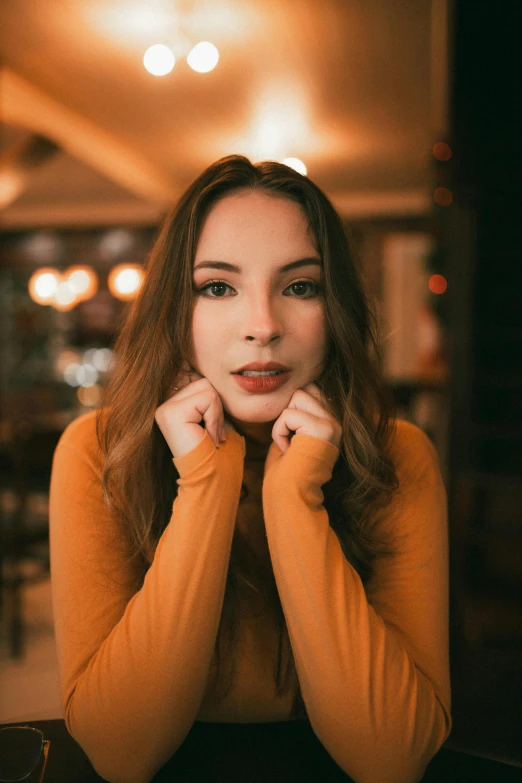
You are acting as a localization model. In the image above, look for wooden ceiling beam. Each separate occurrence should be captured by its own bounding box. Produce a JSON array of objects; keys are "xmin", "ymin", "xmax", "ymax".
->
[
  {"xmin": 0, "ymin": 133, "xmax": 61, "ymax": 208},
  {"xmin": 1, "ymin": 68, "xmax": 178, "ymax": 205}
]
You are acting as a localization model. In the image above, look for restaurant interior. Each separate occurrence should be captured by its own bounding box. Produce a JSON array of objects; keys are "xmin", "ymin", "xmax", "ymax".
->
[{"xmin": 0, "ymin": 1, "xmax": 521, "ymax": 780}]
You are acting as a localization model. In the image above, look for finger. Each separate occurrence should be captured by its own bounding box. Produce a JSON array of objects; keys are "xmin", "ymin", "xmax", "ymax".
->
[
  {"xmin": 211, "ymin": 395, "xmax": 226, "ymax": 447},
  {"xmin": 298, "ymin": 383, "xmax": 335, "ymax": 416},
  {"xmin": 168, "ymin": 372, "xmax": 204, "ymax": 397},
  {"xmin": 196, "ymin": 389, "xmax": 223, "ymax": 448},
  {"xmin": 288, "ymin": 387, "xmax": 331, "ymax": 418},
  {"xmin": 272, "ymin": 409, "xmax": 320, "ymax": 453},
  {"xmin": 187, "ymin": 389, "xmax": 223, "ymax": 448}
]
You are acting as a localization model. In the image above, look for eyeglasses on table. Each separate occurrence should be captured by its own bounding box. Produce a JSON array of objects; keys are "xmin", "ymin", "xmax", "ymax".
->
[{"xmin": 0, "ymin": 726, "xmax": 49, "ymax": 782}]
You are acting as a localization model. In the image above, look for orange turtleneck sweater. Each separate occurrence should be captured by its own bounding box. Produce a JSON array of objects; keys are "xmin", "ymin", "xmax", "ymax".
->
[{"xmin": 49, "ymin": 411, "xmax": 451, "ymax": 783}]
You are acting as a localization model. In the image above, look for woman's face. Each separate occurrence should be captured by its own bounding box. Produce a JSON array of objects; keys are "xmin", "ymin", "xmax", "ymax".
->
[{"xmin": 189, "ymin": 188, "xmax": 328, "ymax": 439}]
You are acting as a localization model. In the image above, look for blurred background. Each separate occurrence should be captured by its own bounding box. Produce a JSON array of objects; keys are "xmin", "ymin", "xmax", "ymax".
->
[{"xmin": 0, "ymin": 0, "xmax": 520, "ymax": 769}]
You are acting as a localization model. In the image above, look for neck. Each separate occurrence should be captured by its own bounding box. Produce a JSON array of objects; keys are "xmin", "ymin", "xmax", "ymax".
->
[{"xmin": 226, "ymin": 415, "xmax": 274, "ymax": 455}]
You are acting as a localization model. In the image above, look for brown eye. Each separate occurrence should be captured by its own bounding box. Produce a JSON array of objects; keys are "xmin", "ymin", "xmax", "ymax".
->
[
  {"xmin": 286, "ymin": 281, "xmax": 320, "ymax": 298},
  {"xmin": 197, "ymin": 281, "xmax": 232, "ymax": 298}
]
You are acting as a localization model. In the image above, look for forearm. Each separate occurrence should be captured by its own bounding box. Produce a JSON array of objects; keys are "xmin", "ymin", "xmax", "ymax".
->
[
  {"xmin": 262, "ymin": 435, "xmax": 451, "ymax": 783},
  {"xmin": 52, "ymin": 430, "xmax": 245, "ymax": 783}
]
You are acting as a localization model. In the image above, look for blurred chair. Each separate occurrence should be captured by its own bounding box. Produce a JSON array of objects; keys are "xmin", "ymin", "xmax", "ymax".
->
[{"xmin": 0, "ymin": 389, "xmax": 66, "ymax": 658}]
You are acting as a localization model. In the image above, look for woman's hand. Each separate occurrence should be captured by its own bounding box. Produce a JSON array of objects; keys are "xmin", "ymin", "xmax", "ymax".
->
[
  {"xmin": 271, "ymin": 383, "xmax": 342, "ymax": 454},
  {"xmin": 155, "ymin": 362, "xmax": 236, "ymax": 458}
]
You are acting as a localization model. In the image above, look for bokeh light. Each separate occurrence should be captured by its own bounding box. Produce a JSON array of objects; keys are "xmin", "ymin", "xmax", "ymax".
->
[
  {"xmin": 282, "ymin": 157, "xmax": 307, "ymax": 175},
  {"xmin": 433, "ymin": 187, "xmax": 453, "ymax": 206},
  {"xmin": 53, "ymin": 281, "xmax": 78, "ymax": 311},
  {"xmin": 429, "ymin": 274, "xmax": 448, "ymax": 294},
  {"xmin": 432, "ymin": 142, "xmax": 452, "ymax": 161},
  {"xmin": 63, "ymin": 362, "xmax": 99, "ymax": 387},
  {"xmin": 108, "ymin": 264, "xmax": 145, "ymax": 300},
  {"xmin": 64, "ymin": 363, "xmax": 82, "ymax": 387},
  {"xmin": 55, "ymin": 349, "xmax": 82, "ymax": 376},
  {"xmin": 28, "ymin": 268, "xmax": 61, "ymax": 305},
  {"xmin": 77, "ymin": 384, "xmax": 102, "ymax": 407},
  {"xmin": 66, "ymin": 266, "xmax": 99, "ymax": 301},
  {"xmin": 92, "ymin": 347, "xmax": 113, "ymax": 372},
  {"xmin": 143, "ymin": 44, "xmax": 175, "ymax": 76},
  {"xmin": 82, "ymin": 347, "xmax": 113, "ymax": 372},
  {"xmin": 187, "ymin": 41, "xmax": 219, "ymax": 73}
]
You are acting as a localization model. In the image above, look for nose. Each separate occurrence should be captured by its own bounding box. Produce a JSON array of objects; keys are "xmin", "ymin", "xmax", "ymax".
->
[{"xmin": 242, "ymin": 292, "xmax": 283, "ymax": 344}]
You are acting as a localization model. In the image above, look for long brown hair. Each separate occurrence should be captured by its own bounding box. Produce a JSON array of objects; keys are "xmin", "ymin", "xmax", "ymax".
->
[{"xmin": 97, "ymin": 155, "xmax": 399, "ymax": 719}]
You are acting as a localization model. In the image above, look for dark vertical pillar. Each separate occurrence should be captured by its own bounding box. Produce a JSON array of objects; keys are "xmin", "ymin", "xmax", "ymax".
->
[{"xmin": 444, "ymin": 2, "xmax": 522, "ymax": 760}]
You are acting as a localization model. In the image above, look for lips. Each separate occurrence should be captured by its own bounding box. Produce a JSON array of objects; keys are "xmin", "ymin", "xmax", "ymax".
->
[
  {"xmin": 233, "ymin": 370, "xmax": 290, "ymax": 394},
  {"xmin": 233, "ymin": 361, "xmax": 290, "ymax": 373}
]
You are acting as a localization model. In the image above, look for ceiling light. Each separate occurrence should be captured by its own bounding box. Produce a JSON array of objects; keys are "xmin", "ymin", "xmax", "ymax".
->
[
  {"xmin": 282, "ymin": 157, "xmax": 307, "ymax": 176},
  {"xmin": 187, "ymin": 42, "xmax": 219, "ymax": 73},
  {"xmin": 143, "ymin": 44, "xmax": 175, "ymax": 76}
]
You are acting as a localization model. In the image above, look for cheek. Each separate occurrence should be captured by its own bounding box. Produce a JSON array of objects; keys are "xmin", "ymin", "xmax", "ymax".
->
[
  {"xmin": 300, "ymin": 308, "xmax": 327, "ymax": 347},
  {"xmin": 191, "ymin": 307, "xmax": 226, "ymax": 359}
]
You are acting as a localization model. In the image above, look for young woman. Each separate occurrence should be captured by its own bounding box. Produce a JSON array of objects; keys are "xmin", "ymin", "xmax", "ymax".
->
[{"xmin": 50, "ymin": 155, "xmax": 451, "ymax": 783}]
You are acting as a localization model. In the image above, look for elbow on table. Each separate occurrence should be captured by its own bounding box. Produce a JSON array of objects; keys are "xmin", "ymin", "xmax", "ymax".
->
[
  {"xmin": 66, "ymin": 733, "xmax": 156, "ymax": 783},
  {"xmin": 321, "ymin": 703, "xmax": 452, "ymax": 783},
  {"xmin": 64, "ymin": 706, "xmax": 160, "ymax": 783},
  {"xmin": 340, "ymin": 742, "xmax": 447, "ymax": 783}
]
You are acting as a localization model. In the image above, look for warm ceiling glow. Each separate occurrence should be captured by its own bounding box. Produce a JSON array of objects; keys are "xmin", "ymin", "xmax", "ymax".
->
[
  {"xmin": 187, "ymin": 41, "xmax": 219, "ymax": 72},
  {"xmin": 28, "ymin": 268, "xmax": 61, "ymax": 305},
  {"xmin": 66, "ymin": 266, "xmax": 99, "ymax": 301},
  {"xmin": 143, "ymin": 44, "xmax": 175, "ymax": 76},
  {"xmin": 247, "ymin": 85, "xmax": 311, "ymax": 161},
  {"xmin": 429, "ymin": 274, "xmax": 448, "ymax": 294},
  {"xmin": 108, "ymin": 264, "xmax": 144, "ymax": 300},
  {"xmin": 282, "ymin": 157, "xmax": 307, "ymax": 175}
]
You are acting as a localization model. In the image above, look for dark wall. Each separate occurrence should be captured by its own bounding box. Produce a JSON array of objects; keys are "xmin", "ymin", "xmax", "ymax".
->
[
  {"xmin": 443, "ymin": 1, "xmax": 522, "ymax": 762},
  {"xmin": 449, "ymin": 2, "xmax": 522, "ymax": 477}
]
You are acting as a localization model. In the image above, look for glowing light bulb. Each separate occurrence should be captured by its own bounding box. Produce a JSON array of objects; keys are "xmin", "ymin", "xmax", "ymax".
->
[
  {"xmin": 187, "ymin": 42, "xmax": 219, "ymax": 73},
  {"xmin": 282, "ymin": 157, "xmax": 307, "ymax": 175},
  {"xmin": 143, "ymin": 44, "xmax": 175, "ymax": 76}
]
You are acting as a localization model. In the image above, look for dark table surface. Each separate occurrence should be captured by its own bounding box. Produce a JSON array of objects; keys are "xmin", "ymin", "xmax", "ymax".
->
[{"xmin": 3, "ymin": 719, "xmax": 522, "ymax": 783}]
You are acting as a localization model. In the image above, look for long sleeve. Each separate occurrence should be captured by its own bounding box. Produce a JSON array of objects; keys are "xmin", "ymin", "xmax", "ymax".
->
[
  {"xmin": 261, "ymin": 420, "xmax": 452, "ymax": 783},
  {"xmin": 49, "ymin": 411, "xmax": 246, "ymax": 783}
]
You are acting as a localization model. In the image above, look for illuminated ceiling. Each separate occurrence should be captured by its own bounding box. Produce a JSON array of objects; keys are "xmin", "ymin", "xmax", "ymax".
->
[{"xmin": 0, "ymin": 0, "xmax": 449, "ymax": 226}]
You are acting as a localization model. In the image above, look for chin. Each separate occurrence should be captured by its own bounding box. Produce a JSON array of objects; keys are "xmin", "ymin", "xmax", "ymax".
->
[{"xmin": 225, "ymin": 397, "xmax": 286, "ymax": 420}]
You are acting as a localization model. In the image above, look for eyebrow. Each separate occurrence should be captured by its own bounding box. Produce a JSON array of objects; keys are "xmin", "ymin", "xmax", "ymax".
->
[{"xmin": 193, "ymin": 257, "xmax": 322, "ymax": 275}]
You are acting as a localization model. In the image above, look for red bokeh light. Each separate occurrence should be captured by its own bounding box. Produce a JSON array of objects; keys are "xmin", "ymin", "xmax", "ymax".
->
[
  {"xmin": 434, "ymin": 187, "xmax": 453, "ymax": 206},
  {"xmin": 433, "ymin": 142, "xmax": 452, "ymax": 161},
  {"xmin": 429, "ymin": 274, "xmax": 448, "ymax": 294}
]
